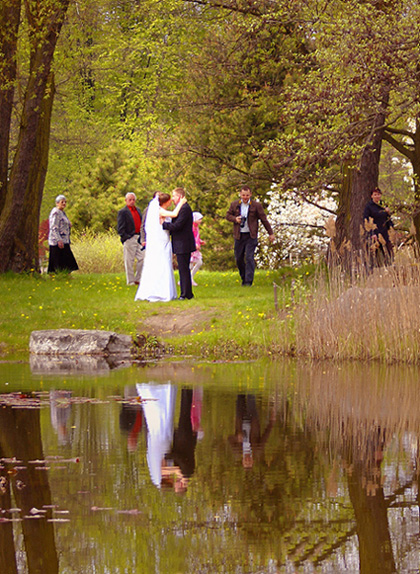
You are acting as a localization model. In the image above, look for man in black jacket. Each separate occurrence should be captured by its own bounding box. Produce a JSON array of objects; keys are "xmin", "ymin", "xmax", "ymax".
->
[
  {"xmin": 117, "ymin": 193, "xmax": 144, "ymax": 285},
  {"xmin": 363, "ymin": 187, "xmax": 394, "ymax": 267},
  {"xmin": 162, "ymin": 188, "xmax": 196, "ymax": 300}
]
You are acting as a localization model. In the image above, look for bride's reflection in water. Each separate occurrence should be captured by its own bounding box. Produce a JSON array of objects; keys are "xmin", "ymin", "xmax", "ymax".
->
[
  {"xmin": 136, "ymin": 382, "xmax": 176, "ymax": 488},
  {"xmin": 132, "ymin": 383, "xmax": 200, "ymax": 492}
]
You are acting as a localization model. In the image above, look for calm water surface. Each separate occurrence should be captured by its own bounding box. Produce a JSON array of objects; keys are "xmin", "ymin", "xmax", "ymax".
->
[{"xmin": 0, "ymin": 358, "xmax": 419, "ymax": 574}]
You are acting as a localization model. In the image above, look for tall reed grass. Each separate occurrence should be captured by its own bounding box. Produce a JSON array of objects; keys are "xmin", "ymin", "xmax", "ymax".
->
[
  {"xmin": 286, "ymin": 252, "xmax": 420, "ymax": 363},
  {"xmin": 71, "ymin": 230, "xmax": 124, "ymax": 274}
]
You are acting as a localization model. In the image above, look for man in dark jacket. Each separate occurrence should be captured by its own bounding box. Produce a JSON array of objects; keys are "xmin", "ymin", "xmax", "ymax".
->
[
  {"xmin": 363, "ymin": 187, "xmax": 394, "ymax": 267},
  {"xmin": 226, "ymin": 186, "xmax": 275, "ymax": 286},
  {"xmin": 162, "ymin": 187, "xmax": 196, "ymax": 300},
  {"xmin": 117, "ymin": 193, "xmax": 144, "ymax": 285}
]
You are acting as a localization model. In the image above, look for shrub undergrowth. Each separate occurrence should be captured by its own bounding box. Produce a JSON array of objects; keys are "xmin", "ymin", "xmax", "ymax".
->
[{"xmin": 71, "ymin": 230, "xmax": 124, "ymax": 274}]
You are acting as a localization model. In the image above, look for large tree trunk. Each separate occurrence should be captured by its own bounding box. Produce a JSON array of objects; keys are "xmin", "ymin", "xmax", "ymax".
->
[
  {"xmin": 334, "ymin": 97, "xmax": 388, "ymax": 270},
  {"xmin": 6, "ymin": 73, "xmax": 55, "ymax": 272},
  {"xmin": 0, "ymin": 0, "xmax": 21, "ymax": 215},
  {"xmin": 408, "ymin": 118, "xmax": 420, "ymax": 246},
  {"xmin": 0, "ymin": 0, "xmax": 70, "ymax": 273}
]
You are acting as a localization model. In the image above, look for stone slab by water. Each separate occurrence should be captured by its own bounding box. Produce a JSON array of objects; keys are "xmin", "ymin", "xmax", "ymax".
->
[{"xmin": 29, "ymin": 329, "xmax": 132, "ymax": 357}]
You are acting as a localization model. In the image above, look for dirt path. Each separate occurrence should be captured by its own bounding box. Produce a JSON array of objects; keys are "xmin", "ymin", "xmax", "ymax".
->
[{"xmin": 141, "ymin": 308, "xmax": 215, "ymax": 337}]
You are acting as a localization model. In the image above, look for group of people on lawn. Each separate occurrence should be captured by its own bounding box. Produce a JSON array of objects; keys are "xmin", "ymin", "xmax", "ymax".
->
[
  {"xmin": 47, "ymin": 185, "xmax": 275, "ymax": 301},
  {"xmin": 46, "ymin": 182, "xmax": 394, "ymax": 297}
]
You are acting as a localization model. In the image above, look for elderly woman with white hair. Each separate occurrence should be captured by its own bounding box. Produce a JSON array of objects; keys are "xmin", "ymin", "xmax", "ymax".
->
[{"xmin": 47, "ymin": 194, "xmax": 79, "ymax": 273}]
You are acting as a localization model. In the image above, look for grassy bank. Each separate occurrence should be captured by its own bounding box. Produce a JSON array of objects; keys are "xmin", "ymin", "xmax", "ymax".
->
[
  {"xmin": 0, "ymin": 267, "xmax": 310, "ymax": 361},
  {"xmin": 4, "ymin": 257, "xmax": 420, "ymax": 363}
]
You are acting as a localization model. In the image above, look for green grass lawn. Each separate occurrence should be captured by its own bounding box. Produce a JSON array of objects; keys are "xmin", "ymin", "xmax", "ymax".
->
[{"xmin": 0, "ymin": 267, "xmax": 312, "ymax": 361}]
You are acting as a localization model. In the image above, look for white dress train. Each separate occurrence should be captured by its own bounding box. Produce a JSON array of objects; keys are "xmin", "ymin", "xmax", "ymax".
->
[{"xmin": 134, "ymin": 197, "xmax": 177, "ymax": 302}]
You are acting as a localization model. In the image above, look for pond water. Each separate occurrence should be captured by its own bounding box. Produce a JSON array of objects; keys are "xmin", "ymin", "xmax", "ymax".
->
[{"xmin": 0, "ymin": 357, "xmax": 419, "ymax": 574}]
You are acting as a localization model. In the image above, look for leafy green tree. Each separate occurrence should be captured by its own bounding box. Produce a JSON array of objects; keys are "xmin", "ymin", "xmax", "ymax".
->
[
  {"xmin": 42, "ymin": 0, "xmax": 205, "ymax": 220},
  {"xmin": 66, "ymin": 145, "xmax": 148, "ymax": 232},
  {"xmin": 0, "ymin": 0, "xmax": 70, "ymax": 272},
  {"xmin": 170, "ymin": 1, "xmax": 420, "ymax": 266},
  {"xmin": 383, "ymin": 116, "xmax": 420, "ymax": 241},
  {"xmin": 151, "ymin": 1, "xmax": 306, "ymax": 268},
  {"xmin": 269, "ymin": 0, "xmax": 420, "ymax": 262}
]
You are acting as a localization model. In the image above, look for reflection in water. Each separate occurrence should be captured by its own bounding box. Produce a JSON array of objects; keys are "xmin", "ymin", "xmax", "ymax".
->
[
  {"xmin": 29, "ymin": 354, "xmax": 115, "ymax": 374},
  {"xmin": 133, "ymin": 384, "xmax": 199, "ymax": 492},
  {"xmin": 293, "ymin": 362, "xmax": 420, "ymax": 573},
  {"xmin": 228, "ymin": 394, "xmax": 276, "ymax": 468},
  {"xmin": 50, "ymin": 390, "xmax": 72, "ymax": 445},
  {"xmin": 1, "ymin": 361, "xmax": 420, "ymax": 572},
  {"xmin": 119, "ymin": 386, "xmax": 143, "ymax": 452},
  {"xmin": 163, "ymin": 388, "xmax": 198, "ymax": 492},
  {"xmin": 136, "ymin": 383, "xmax": 177, "ymax": 488},
  {"xmin": 191, "ymin": 386, "xmax": 204, "ymax": 439},
  {"xmin": 0, "ymin": 404, "xmax": 59, "ymax": 574},
  {"xmin": 346, "ymin": 426, "xmax": 396, "ymax": 574}
]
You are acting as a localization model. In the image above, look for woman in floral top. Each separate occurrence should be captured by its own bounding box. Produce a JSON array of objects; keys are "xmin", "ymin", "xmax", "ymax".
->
[{"xmin": 47, "ymin": 195, "xmax": 79, "ymax": 273}]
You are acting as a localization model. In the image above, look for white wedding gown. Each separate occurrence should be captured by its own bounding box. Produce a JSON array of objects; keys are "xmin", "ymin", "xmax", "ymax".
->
[{"xmin": 134, "ymin": 197, "xmax": 177, "ymax": 302}]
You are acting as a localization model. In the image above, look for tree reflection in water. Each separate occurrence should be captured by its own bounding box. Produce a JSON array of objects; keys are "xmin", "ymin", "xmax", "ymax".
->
[
  {"xmin": 0, "ymin": 402, "xmax": 59, "ymax": 574},
  {"xmin": 297, "ymin": 362, "xmax": 419, "ymax": 573},
  {"xmin": 346, "ymin": 425, "xmax": 396, "ymax": 574},
  {"xmin": 1, "ymin": 361, "xmax": 420, "ymax": 572}
]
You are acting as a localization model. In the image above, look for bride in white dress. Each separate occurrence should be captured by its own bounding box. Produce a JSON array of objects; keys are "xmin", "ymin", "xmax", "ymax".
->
[{"xmin": 135, "ymin": 193, "xmax": 186, "ymax": 302}]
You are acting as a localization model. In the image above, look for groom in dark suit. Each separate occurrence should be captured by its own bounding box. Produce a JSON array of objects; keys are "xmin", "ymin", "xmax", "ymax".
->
[{"xmin": 162, "ymin": 187, "xmax": 196, "ymax": 300}]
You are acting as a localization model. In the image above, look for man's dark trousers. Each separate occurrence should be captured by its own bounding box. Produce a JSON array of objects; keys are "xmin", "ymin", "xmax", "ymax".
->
[
  {"xmin": 177, "ymin": 253, "xmax": 193, "ymax": 299},
  {"xmin": 234, "ymin": 232, "xmax": 258, "ymax": 285}
]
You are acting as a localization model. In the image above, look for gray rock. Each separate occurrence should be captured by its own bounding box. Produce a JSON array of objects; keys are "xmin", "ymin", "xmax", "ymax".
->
[{"xmin": 29, "ymin": 329, "xmax": 133, "ymax": 357}]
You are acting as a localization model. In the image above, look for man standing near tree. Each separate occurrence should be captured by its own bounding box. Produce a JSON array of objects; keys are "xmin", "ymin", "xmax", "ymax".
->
[
  {"xmin": 226, "ymin": 186, "xmax": 275, "ymax": 286},
  {"xmin": 117, "ymin": 192, "xmax": 144, "ymax": 285}
]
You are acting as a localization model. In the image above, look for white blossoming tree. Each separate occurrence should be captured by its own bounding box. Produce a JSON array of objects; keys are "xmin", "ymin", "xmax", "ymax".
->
[{"xmin": 256, "ymin": 189, "xmax": 337, "ymax": 268}]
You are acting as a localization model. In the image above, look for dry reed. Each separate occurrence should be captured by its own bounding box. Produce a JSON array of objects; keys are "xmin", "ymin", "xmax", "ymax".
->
[{"xmin": 290, "ymin": 252, "xmax": 420, "ymax": 363}]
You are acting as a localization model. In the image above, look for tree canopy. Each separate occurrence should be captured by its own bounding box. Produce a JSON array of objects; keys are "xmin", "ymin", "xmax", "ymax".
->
[{"xmin": 2, "ymin": 0, "xmax": 420, "ymax": 272}]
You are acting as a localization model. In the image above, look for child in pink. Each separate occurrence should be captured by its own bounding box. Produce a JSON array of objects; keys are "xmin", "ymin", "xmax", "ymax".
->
[{"xmin": 190, "ymin": 212, "xmax": 205, "ymax": 286}]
